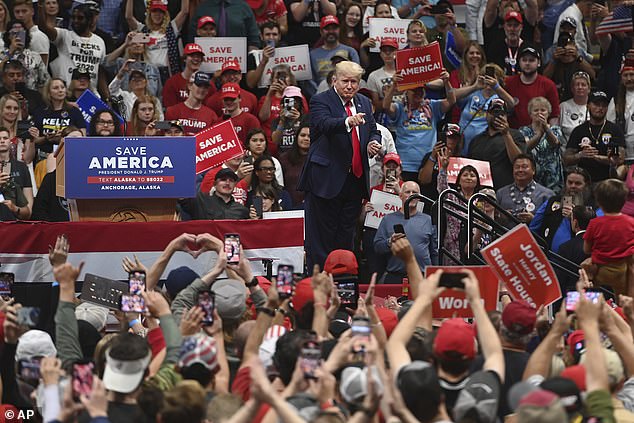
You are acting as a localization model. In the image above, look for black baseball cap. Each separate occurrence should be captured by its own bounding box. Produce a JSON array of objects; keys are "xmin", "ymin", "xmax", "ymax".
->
[
  {"xmin": 588, "ymin": 90, "xmax": 609, "ymax": 104},
  {"xmin": 518, "ymin": 45, "xmax": 540, "ymax": 60},
  {"xmin": 72, "ymin": 68, "xmax": 91, "ymax": 80},
  {"xmin": 215, "ymin": 168, "xmax": 239, "ymax": 181}
]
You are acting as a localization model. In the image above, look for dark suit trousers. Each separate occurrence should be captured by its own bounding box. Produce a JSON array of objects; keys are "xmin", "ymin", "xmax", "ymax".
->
[{"xmin": 305, "ymin": 172, "xmax": 364, "ymax": 270}]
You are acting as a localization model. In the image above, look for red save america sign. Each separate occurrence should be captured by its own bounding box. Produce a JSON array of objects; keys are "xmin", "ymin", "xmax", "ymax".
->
[
  {"xmin": 195, "ymin": 120, "xmax": 244, "ymax": 174},
  {"xmin": 425, "ymin": 266, "xmax": 499, "ymax": 318},
  {"xmin": 481, "ymin": 225, "xmax": 562, "ymax": 307},
  {"xmin": 396, "ymin": 42, "xmax": 443, "ymax": 91}
]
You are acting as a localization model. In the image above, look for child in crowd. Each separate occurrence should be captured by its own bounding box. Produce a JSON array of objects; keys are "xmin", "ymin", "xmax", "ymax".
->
[{"xmin": 583, "ymin": 179, "xmax": 634, "ymax": 296}]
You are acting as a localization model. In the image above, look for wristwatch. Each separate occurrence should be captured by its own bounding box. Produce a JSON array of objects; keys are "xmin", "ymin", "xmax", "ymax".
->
[{"xmin": 246, "ymin": 276, "xmax": 259, "ymax": 288}]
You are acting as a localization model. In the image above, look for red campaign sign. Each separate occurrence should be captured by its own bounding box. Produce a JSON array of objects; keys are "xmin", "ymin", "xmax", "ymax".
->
[
  {"xmin": 195, "ymin": 120, "xmax": 244, "ymax": 174},
  {"xmin": 425, "ymin": 266, "xmax": 500, "ymax": 318},
  {"xmin": 396, "ymin": 42, "xmax": 443, "ymax": 91},
  {"xmin": 481, "ymin": 225, "xmax": 562, "ymax": 307},
  {"xmin": 446, "ymin": 157, "xmax": 493, "ymax": 187}
]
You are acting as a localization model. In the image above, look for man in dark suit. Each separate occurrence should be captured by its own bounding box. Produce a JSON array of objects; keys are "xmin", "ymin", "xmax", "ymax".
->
[
  {"xmin": 298, "ymin": 61, "xmax": 382, "ymax": 270},
  {"xmin": 557, "ymin": 205, "xmax": 595, "ymax": 293}
]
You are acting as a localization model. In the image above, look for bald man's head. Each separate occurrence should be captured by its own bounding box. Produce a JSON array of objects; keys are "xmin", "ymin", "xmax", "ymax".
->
[{"xmin": 400, "ymin": 181, "xmax": 421, "ymax": 208}]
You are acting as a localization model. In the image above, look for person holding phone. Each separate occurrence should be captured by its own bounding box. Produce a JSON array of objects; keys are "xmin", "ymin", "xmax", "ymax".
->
[
  {"xmin": 0, "ymin": 19, "xmax": 49, "ymax": 92},
  {"xmin": 124, "ymin": 0, "xmax": 190, "ymax": 84},
  {"xmin": 104, "ymin": 31, "xmax": 162, "ymax": 98},
  {"xmin": 244, "ymin": 129, "xmax": 284, "ymax": 186},
  {"xmin": 270, "ymin": 85, "xmax": 308, "ymax": 155},
  {"xmin": 246, "ymin": 22, "xmax": 282, "ymax": 98},
  {"xmin": 0, "ymin": 126, "xmax": 33, "ymax": 220},
  {"xmin": 204, "ymin": 59, "xmax": 258, "ymax": 118},
  {"xmin": 125, "ymin": 96, "xmax": 162, "ymax": 136},
  {"xmin": 109, "ymin": 59, "xmax": 164, "ymax": 121},
  {"xmin": 374, "ymin": 181, "xmax": 437, "ymax": 283},
  {"xmin": 162, "ymin": 43, "xmax": 207, "ymax": 108}
]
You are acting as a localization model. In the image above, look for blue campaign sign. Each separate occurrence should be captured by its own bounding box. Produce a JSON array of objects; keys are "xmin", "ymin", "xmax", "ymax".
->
[
  {"xmin": 64, "ymin": 137, "xmax": 196, "ymax": 199},
  {"xmin": 76, "ymin": 90, "xmax": 124, "ymax": 127}
]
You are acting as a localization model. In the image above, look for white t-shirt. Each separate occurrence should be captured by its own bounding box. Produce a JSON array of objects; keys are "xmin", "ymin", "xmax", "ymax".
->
[
  {"xmin": 51, "ymin": 29, "xmax": 106, "ymax": 93},
  {"xmin": 136, "ymin": 21, "xmax": 180, "ymax": 69},
  {"xmin": 559, "ymin": 98, "xmax": 587, "ymax": 149},
  {"xmin": 29, "ymin": 25, "xmax": 50, "ymax": 58},
  {"xmin": 367, "ymin": 67, "xmax": 394, "ymax": 100}
]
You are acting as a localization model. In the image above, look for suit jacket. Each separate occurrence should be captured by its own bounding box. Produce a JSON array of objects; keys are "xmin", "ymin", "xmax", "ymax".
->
[
  {"xmin": 556, "ymin": 232, "xmax": 588, "ymax": 291},
  {"xmin": 297, "ymin": 88, "xmax": 382, "ymax": 200}
]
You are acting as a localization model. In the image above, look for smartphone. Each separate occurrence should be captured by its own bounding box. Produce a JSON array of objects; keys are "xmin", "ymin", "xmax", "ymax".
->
[
  {"xmin": 557, "ymin": 33, "xmax": 572, "ymax": 48},
  {"xmin": 565, "ymin": 290, "xmax": 602, "ymax": 311},
  {"xmin": 154, "ymin": 121, "xmax": 173, "ymax": 130},
  {"xmin": 438, "ymin": 272, "xmax": 467, "ymax": 289},
  {"xmin": 17, "ymin": 307, "xmax": 40, "ymax": 327},
  {"xmin": 128, "ymin": 271, "xmax": 146, "ymax": 295},
  {"xmin": 129, "ymin": 61, "xmax": 144, "ymax": 72},
  {"xmin": 131, "ymin": 33, "xmax": 151, "ymax": 44},
  {"xmin": 265, "ymin": 39, "xmax": 275, "ymax": 49},
  {"xmin": 351, "ymin": 316, "xmax": 371, "ymax": 354},
  {"xmin": 562, "ymin": 195, "xmax": 573, "ymax": 209},
  {"xmin": 283, "ymin": 97, "xmax": 295, "ymax": 111},
  {"xmin": 197, "ymin": 291, "xmax": 215, "ymax": 326},
  {"xmin": 386, "ymin": 168, "xmax": 397, "ymax": 181},
  {"xmin": 430, "ymin": 4, "xmax": 448, "ymax": 14},
  {"xmin": 18, "ymin": 358, "xmax": 41, "ymax": 381},
  {"xmin": 335, "ymin": 278, "xmax": 359, "ymax": 309},
  {"xmin": 277, "ymin": 264, "xmax": 294, "ymax": 299},
  {"xmin": 0, "ymin": 272, "xmax": 14, "ymax": 295},
  {"xmin": 243, "ymin": 155, "xmax": 254, "ymax": 165},
  {"xmin": 72, "ymin": 361, "xmax": 94, "ymax": 402},
  {"xmin": 224, "ymin": 234, "xmax": 241, "ymax": 264},
  {"xmin": 610, "ymin": 143, "xmax": 619, "ymax": 157},
  {"xmin": 276, "ymin": 72, "xmax": 287, "ymax": 83},
  {"xmin": 253, "ymin": 196, "xmax": 264, "ymax": 218},
  {"xmin": 393, "ymin": 224, "xmax": 405, "ymax": 234},
  {"xmin": 485, "ymin": 65, "xmax": 495, "ymax": 77},
  {"xmin": 299, "ymin": 340, "xmax": 321, "ymax": 379},
  {"xmin": 14, "ymin": 82, "xmax": 25, "ymax": 94}
]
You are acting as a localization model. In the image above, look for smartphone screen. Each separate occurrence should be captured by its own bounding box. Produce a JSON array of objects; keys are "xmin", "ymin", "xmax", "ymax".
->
[
  {"xmin": 72, "ymin": 361, "xmax": 94, "ymax": 401},
  {"xmin": 566, "ymin": 290, "xmax": 601, "ymax": 311},
  {"xmin": 299, "ymin": 340, "xmax": 321, "ymax": 379},
  {"xmin": 17, "ymin": 307, "xmax": 40, "ymax": 327},
  {"xmin": 393, "ymin": 224, "xmax": 405, "ymax": 234},
  {"xmin": 283, "ymin": 97, "xmax": 295, "ymax": 110},
  {"xmin": 198, "ymin": 291, "xmax": 215, "ymax": 326},
  {"xmin": 277, "ymin": 265, "xmax": 294, "ymax": 299},
  {"xmin": 386, "ymin": 168, "xmax": 397, "ymax": 181},
  {"xmin": 18, "ymin": 358, "xmax": 41, "ymax": 381},
  {"xmin": 438, "ymin": 272, "xmax": 467, "ymax": 289},
  {"xmin": 351, "ymin": 317, "xmax": 371, "ymax": 353},
  {"xmin": 120, "ymin": 294, "xmax": 147, "ymax": 313},
  {"xmin": 154, "ymin": 121, "xmax": 173, "ymax": 130},
  {"xmin": 0, "ymin": 272, "xmax": 14, "ymax": 295},
  {"xmin": 335, "ymin": 278, "xmax": 359, "ymax": 309},
  {"xmin": 224, "ymin": 234, "xmax": 241, "ymax": 264},
  {"xmin": 128, "ymin": 271, "xmax": 146, "ymax": 294}
]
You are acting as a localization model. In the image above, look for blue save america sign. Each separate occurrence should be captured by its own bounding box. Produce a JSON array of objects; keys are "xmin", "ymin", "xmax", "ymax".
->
[{"xmin": 64, "ymin": 137, "xmax": 196, "ymax": 199}]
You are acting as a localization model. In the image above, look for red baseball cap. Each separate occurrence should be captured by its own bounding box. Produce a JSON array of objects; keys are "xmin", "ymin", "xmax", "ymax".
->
[
  {"xmin": 380, "ymin": 37, "xmax": 399, "ymax": 49},
  {"xmin": 561, "ymin": 365, "xmax": 587, "ymax": 391},
  {"xmin": 221, "ymin": 59, "xmax": 241, "ymax": 73},
  {"xmin": 246, "ymin": 0, "xmax": 264, "ymax": 9},
  {"xmin": 183, "ymin": 43, "xmax": 204, "ymax": 56},
  {"xmin": 501, "ymin": 300, "xmax": 536, "ymax": 335},
  {"xmin": 197, "ymin": 16, "xmax": 216, "ymax": 29},
  {"xmin": 375, "ymin": 307, "xmax": 398, "ymax": 337},
  {"xmin": 383, "ymin": 152, "xmax": 401, "ymax": 166},
  {"xmin": 504, "ymin": 10, "xmax": 522, "ymax": 23},
  {"xmin": 221, "ymin": 82, "xmax": 241, "ymax": 99},
  {"xmin": 320, "ymin": 15, "xmax": 339, "ymax": 29},
  {"xmin": 292, "ymin": 277, "xmax": 314, "ymax": 312},
  {"xmin": 149, "ymin": 0, "xmax": 167, "ymax": 11},
  {"xmin": 324, "ymin": 249, "xmax": 358, "ymax": 275},
  {"xmin": 433, "ymin": 318, "xmax": 477, "ymax": 360},
  {"xmin": 567, "ymin": 329, "xmax": 585, "ymax": 358}
]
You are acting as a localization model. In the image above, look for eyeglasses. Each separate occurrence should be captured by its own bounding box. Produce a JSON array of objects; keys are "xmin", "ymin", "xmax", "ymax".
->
[
  {"xmin": 257, "ymin": 166, "xmax": 276, "ymax": 172},
  {"xmin": 96, "ymin": 120, "xmax": 115, "ymax": 126}
]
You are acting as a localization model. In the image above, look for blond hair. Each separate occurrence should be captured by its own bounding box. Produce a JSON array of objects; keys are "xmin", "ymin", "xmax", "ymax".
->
[{"xmin": 335, "ymin": 61, "xmax": 364, "ymax": 79}]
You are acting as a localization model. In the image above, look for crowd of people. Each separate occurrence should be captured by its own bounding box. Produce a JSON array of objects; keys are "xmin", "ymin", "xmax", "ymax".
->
[{"xmin": 2, "ymin": 0, "xmax": 634, "ymax": 420}]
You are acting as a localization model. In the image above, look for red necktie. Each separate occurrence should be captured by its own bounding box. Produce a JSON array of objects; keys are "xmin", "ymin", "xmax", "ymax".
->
[{"xmin": 345, "ymin": 101, "xmax": 363, "ymax": 178}]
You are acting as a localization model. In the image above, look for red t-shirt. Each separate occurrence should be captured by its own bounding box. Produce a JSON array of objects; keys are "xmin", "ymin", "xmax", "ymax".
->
[
  {"xmin": 584, "ymin": 214, "xmax": 634, "ymax": 264},
  {"xmin": 162, "ymin": 73, "xmax": 216, "ymax": 108},
  {"xmin": 204, "ymin": 90, "xmax": 259, "ymax": 117},
  {"xmin": 254, "ymin": 0, "xmax": 287, "ymax": 25},
  {"xmin": 165, "ymin": 102, "xmax": 219, "ymax": 135},
  {"xmin": 226, "ymin": 112, "xmax": 262, "ymax": 144},
  {"xmin": 504, "ymin": 74, "xmax": 560, "ymax": 128},
  {"xmin": 199, "ymin": 165, "xmax": 248, "ymax": 203}
]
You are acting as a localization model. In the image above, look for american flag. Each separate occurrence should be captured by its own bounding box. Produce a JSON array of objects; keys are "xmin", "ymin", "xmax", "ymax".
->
[{"xmin": 595, "ymin": 5, "xmax": 634, "ymax": 36}]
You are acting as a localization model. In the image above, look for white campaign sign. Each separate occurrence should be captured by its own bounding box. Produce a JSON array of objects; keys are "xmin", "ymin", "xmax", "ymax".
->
[
  {"xmin": 195, "ymin": 37, "xmax": 247, "ymax": 73},
  {"xmin": 257, "ymin": 45, "xmax": 312, "ymax": 88},
  {"xmin": 364, "ymin": 190, "xmax": 402, "ymax": 229},
  {"xmin": 368, "ymin": 18, "xmax": 412, "ymax": 53}
]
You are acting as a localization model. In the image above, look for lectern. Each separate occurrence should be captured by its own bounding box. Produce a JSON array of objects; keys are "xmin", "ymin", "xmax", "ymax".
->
[{"xmin": 56, "ymin": 136, "xmax": 196, "ymax": 222}]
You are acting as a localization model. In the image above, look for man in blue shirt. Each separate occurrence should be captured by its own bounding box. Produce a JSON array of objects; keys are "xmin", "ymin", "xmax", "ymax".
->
[{"xmin": 374, "ymin": 181, "xmax": 438, "ymax": 283}]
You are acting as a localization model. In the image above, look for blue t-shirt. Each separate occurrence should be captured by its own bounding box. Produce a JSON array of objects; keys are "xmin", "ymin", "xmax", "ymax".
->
[
  {"xmin": 309, "ymin": 45, "xmax": 360, "ymax": 83},
  {"xmin": 392, "ymin": 99, "xmax": 444, "ymax": 172},
  {"xmin": 458, "ymin": 91, "xmax": 499, "ymax": 155}
]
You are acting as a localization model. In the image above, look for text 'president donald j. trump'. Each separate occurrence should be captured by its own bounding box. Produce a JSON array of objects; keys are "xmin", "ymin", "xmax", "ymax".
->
[{"xmin": 298, "ymin": 61, "xmax": 382, "ymax": 270}]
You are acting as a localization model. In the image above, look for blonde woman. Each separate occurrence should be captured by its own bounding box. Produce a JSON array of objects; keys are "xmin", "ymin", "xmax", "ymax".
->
[
  {"xmin": 126, "ymin": 96, "xmax": 161, "ymax": 136},
  {"xmin": 125, "ymin": 0, "xmax": 190, "ymax": 84},
  {"xmin": 0, "ymin": 0, "xmax": 10, "ymax": 49}
]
